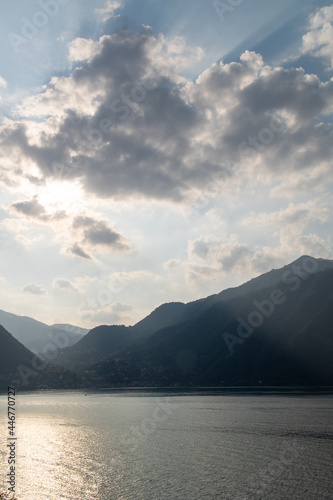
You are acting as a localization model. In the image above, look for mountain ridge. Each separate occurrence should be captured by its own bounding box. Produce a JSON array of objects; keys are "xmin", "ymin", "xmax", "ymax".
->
[
  {"xmin": 0, "ymin": 309, "xmax": 84, "ymax": 352},
  {"xmin": 51, "ymin": 255, "xmax": 333, "ymax": 387},
  {"xmin": 0, "ymin": 324, "xmax": 84, "ymax": 391}
]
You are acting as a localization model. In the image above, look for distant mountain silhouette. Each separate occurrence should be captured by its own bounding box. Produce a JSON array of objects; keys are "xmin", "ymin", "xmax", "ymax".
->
[
  {"xmin": 56, "ymin": 325, "xmax": 133, "ymax": 370},
  {"xmin": 0, "ymin": 324, "xmax": 84, "ymax": 391},
  {"xmin": 54, "ymin": 303, "xmax": 189, "ymax": 370},
  {"xmin": 0, "ymin": 310, "xmax": 84, "ymax": 352},
  {"xmin": 0, "ymin": 324, "xmax": 36, "ymax": 371},
  {"xmin": 52, "ymin": 255, "xmax": 333, "ymax": 386},
  {"xmin": 52, "ymin": 323, "xmax": 89, "ymax": 337}
]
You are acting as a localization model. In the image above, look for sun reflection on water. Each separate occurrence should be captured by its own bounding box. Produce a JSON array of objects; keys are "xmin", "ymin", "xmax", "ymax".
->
[{"xmin": 6, "ymin": 396, "xmax": 101, "ymax": 500}]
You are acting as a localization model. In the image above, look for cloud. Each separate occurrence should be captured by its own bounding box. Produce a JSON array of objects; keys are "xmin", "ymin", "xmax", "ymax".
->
[
  {"xmin": 217, "ymin": 242, "xmax": 251, "ymax": 273},
  {"xmin": 15, "ymin": 234, "xmax": 44, "ymax": 246},
  {"xmin": 163, "ymin": 259, "xmax": 182, "ymax": 270},
  {"xmin": 68, "ymin": 242, "xmax": 92, "ymax": 260},
  {"xmin": 1, "ymin": 218, "xmax": 30, "ymax": 234},
  {"xmin": 108, "ymin": 270, "xmax": 164, "ymax": 284},
  {"xmin": 82, "ymin": 300, "xmax": 133, "ymax": 325},
  {"xmin": 111, "ymin": 301, "xmax": 133, "ymax": 312},
  {"xmin": 72, "ymin": 215, "xmax": 130, "ymax": 252},
  {"xmin": 302, "ymin": 6, "xmax": 333, "ymax": 69},
  {"xmin": 188, "ymin": 236, "xmax": 220, "ymax": 261},
  {"xmin": 95, "ymin": 0, "xmax": 123, "ymax": 22},
  {"xmin": 183, "ymin": 263, "xmax": 221, "ymax": 285},
  {"xmin": 53, "ymin": 278, "xmax": 79, "ymax": 292},
  {"xmin": 0, "ymin": 27, "xmax": 332, "ymax": 207},
  {"xmin": 8, "ymin": 197, "xmax": 131, "ymax": 259},
  {"xmin": 11, "ymin": 197, "xmax": 47, "ymax": 219},
  {"xmin": 10, "ymin": 196, "xmax": 67, "ymax": 223},
  {"xmin": 0, "ymin": 76, "xmax": 7, "ymax": 88},
  {"xmin": 297, "ymin": 233, "xmax": 333, "ymax": 259},
  {"xmin": 23, "ymin": 283, "xmax": 47, "ymax": 295},
  {"xmin": 188, "ymin": 235, "xmax": 251, "ymax": 273},
  {"xmin": 170, "ymin": 217, "xmax": 333, "ymax": 285},
  {"xmin": 270, "ymin": 166, "xmax": 330, "ymax": 198},
  {"xmin": 68, "ymin": 38, "xmax": 101, "ymax": 62},
  {"xmin": 244, "ymin": 202, "xmax": 330, "ymax": 230},
  {"xmin": 88, "ymin": 308, "xmax": 120, "ymax": 325}
]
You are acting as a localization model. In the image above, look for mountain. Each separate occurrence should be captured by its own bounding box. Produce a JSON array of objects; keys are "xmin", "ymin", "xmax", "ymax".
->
[
  {"xmin": 131, "ymin": 265, "xmax": 333, "ymax": 386},
  {"xmin": 0, "ymin": 324, "xmax": 36, "ymax": 372},
  {"xmin": 51, "ymin": 255, "xmax": 333, "ymax": 387},
  {"xmin": 55, "ymin": 325, "xmax": 134, "ymax": 370},
  {"xmin": 53, "ymin": 303, "xmax": 189, "ymax": 370},
  {"xmin": 51, "ymin": 324, "xmax": 89, "ymax": 336},
  {"xmin": 157, "ymin": 255, "xmax": 333, "ymax": 325},
  {"xmin": 131, "ymin": 302, "xmax": 187, "ymax": 337},
  {"xmin": 0, "ymin": 310, "xmax": 84, "ymax": 352},
  {"xmin": 0, "ymin": 325, "xmax": 84, "ymax": 391}
]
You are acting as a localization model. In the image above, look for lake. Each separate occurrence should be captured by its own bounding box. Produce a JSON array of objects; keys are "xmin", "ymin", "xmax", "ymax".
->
[{"xmin": 1, "ymin": 389, "xmax": 333, "ymax": 499}]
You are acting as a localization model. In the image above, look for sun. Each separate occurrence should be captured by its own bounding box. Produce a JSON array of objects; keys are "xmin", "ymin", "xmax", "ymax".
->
[{"xmin": 38, "ymin": 179, "xmax": 85, "ymax": 212}]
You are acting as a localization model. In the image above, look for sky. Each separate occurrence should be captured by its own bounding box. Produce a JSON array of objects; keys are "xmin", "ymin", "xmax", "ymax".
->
[{"xmin": 0, "ymin": 0, "xmax": 332, "ymax": 328}]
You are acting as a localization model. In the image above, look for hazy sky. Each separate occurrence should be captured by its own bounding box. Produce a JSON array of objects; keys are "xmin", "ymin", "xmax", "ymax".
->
[{"xmin": 0, "ymin": 0, "xmax": 332, "ymax": 328}]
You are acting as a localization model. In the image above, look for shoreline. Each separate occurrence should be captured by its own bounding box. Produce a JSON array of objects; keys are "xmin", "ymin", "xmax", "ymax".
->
[{"xmin": 2, "ymin": 385, "xmax": 333, "ymax": 396}]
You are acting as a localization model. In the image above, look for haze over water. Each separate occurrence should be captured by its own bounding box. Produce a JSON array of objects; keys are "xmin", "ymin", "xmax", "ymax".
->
[{"xmin": 1, "ymin": 391, "xmax": 332, "ymax": 499}]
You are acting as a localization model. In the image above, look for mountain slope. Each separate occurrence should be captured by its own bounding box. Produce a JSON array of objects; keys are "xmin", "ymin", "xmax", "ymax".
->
[
  {"xmin": 0, "ymin": 324, "xmax": 85, "ymax": 391},
  {"xmin": 132, "ymin": 302, "xmax": 187, "ymax": 337},
  {"xmin": 55, "ymin": 325, "xmax": 134, "ymax": 370},
  {"xmin": 0, "ymin": 324, "xmax": 36, "ymax": 371},
  {"xmin": 53, "ymin": 303, "xmax": 189, "ymax": 370},
  {"xmin": 52, "ymin": 324, "xmax": 89, "ymax": 336},
  {"xmin": 51, "ymin": 256, "xmax": 333, "ymax": 386},
  {"xmin": 161, "ymin": 255, "xmax": 333, "ymax": 325},
  {"xmin": 128, "ymin": 264, "xmax": 333, "ymax": 386},
  {"xmin": 0, "ymin": 310, "xmax": 84, "ymax": 352}
]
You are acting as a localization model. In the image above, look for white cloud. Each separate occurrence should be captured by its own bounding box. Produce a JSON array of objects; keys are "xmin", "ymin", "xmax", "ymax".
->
[
  {"xmin": 164, "ymin": 235, "xmax": 252, "ymax": 285},
  {"xmin": 0, "ymin": 76, "xmax": 7, "ymax": 88},
  {"xmin": 111, "ymin": 301, "xmax": 133, "ymax": 312},
  {"xmin": 1, "ymin": 218, "xmax": 30, "ymax": 233},
  {"xmin": 15, "ymin": 234, "xmax": 44, "ymax": 246},
  {"xmin": 302, "ymin": 5, "xmax": 333, "ymax": 69},
  {"xmin": 68, "ymin": 38, "xmax": 100, "ymax": 62},
  {"xmin": 95, "ymin": 0, "xmax": 123, "ymax": 22},
  {"xmin": 244, "ymin": 202, "xmax": 330, "ymax": 230},
  {"xmin": 167, "ymin": 212, "xmax": 333, "ymax": 286},
  {"xmin": 270, "ymin": 165, "xmax": 331, "ymax": 198},
  {"xmin": 108, "ymin": 270, "xmax": 164, "ymax": 284},
  {"xmin": 297, "ymin": 233, "xmax": 333, "ymax": 259},
  {"xmin": 308, "ymin": 5, "xmax": 333, "ymax": 30}
]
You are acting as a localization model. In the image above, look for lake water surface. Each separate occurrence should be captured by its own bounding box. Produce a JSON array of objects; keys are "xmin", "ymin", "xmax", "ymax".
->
[{"xmin": 1, "ymin": 390, "xmax": 332, "ymax": 499}]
